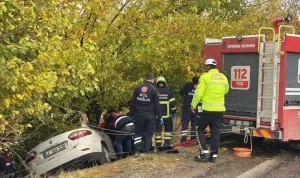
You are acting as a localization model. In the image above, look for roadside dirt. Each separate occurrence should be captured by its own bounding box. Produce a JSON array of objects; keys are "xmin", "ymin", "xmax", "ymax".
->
[{"xmin": 56, "ymin": 138, "xmax": 300, "ymax": 178}]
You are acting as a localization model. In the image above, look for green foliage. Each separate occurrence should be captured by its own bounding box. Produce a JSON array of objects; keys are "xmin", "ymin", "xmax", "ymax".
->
[{"xmin": 0, "ymin": 0, "xmax": 297, "ymax": 151}]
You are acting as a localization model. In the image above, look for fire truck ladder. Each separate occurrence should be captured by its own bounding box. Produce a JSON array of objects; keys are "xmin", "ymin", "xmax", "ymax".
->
[
  {"xmin": 256, "ymin": 26, "xmax": 296, "ymax": 131},
  {"xmin": 257, "ymin": 27, "xmax": 278, "ymax": 131}
]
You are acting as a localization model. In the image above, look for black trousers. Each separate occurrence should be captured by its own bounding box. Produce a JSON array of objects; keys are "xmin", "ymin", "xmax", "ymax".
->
[
  {"xmin": 155, "ymin": 117, "xmax": 173, "ymax": 146},
  {"xmin": 196, "ymin": 111, "xmax": 223, "ymax": 155},
  {"xmin": 114, "ymin": 125, "xmax": 135, "ymax": 159},
  {"xmin": 181, "ymin": 107, "xmax": 196, "ymax": 142},
  {"xmin": 134, "ymin": 114, "xmax": 155, "ymax": 152}
]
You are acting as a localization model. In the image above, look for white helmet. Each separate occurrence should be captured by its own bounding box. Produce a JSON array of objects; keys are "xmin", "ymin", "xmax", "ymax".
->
[{"xmin": 205, "ymin": 58, "xmax": 217, "ymax": 66}]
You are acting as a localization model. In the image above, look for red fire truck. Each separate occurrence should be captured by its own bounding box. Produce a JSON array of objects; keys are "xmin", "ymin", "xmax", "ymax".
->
[{"xmin": 203, "ymin": 15, "xmax": 300, "ymax": 146}]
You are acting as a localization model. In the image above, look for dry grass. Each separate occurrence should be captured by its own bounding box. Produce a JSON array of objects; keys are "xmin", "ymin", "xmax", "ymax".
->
[
  {"xmin": 50, "ymin": 143, "xmax": 235, "ymax": 178},
  {"xmin": 53, "ymin": 144, "xmax": 231, "ymax": 178},
  {"xmin": 53, "ymin": 151, "xmax": 192, "ymax": 178}
]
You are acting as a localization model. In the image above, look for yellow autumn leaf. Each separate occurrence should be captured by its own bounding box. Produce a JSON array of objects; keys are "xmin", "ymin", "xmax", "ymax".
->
[
  {"xmin": 12, "ymin": 110, "xmax": 20, "ymax": 115},
  {"xmin": 29, "ymin": 109, "xmax": 34, "ymax": 115},
  {"xmin": 27, "ymin": 123, "xmax": 33, "ymax": 128},
  {"xmin": 11, "ymin": 86, "xmax": 16, "ymax": 92},
  {"xmin": 79, "ymin": 74, "xmax": 84, "ymax": 80},
  {"xmin": 4, "ymin": 99, "xmax": 10, "ymax": 108},
  {"xmin": 23, "ymin": 92, "xmax": 30, "ymax": 98},
  {"xmin": 16, "ymin": 94, "xmax": 24, "ymax": 100}
]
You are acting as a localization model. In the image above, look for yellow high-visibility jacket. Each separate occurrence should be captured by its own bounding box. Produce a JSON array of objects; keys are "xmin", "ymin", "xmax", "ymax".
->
[{"xmin": 191, "ymin": 69, "xmax": 229, "ymax": 112}]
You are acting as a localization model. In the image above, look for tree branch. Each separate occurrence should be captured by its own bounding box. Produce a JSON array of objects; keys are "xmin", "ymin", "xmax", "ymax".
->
[
  {"xmin": 105, "ymin": 0, "xmax": 132, "ymax": 34},
  {"xmin": 80, "ymin": 12, "xmax": 93, "ymax": 47}
]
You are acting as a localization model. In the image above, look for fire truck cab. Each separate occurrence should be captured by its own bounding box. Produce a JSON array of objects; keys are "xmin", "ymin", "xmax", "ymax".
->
[{"xmin": 203, "ymin": 16, "xmax": 300, "ymax": 144}]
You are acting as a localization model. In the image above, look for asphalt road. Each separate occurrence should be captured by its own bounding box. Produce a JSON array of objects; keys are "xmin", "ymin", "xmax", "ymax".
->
[{"xmin": 170, "ymin": 140, "xmax": 300, "ymax": 178}]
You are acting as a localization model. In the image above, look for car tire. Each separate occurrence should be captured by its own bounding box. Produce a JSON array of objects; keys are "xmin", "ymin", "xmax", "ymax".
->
[{"xmin": 99, "ymin": 143, "xmax": 111, "ymax": 164}]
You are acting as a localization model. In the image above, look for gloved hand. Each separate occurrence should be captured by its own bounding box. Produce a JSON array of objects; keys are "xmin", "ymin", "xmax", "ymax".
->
[
  {"xmin": 128, "ymin": 116, "xmax": 134, "ymax": 120},
  {"xmin": 191, "ymin": 108, "xmax": 196, "ymax": 114},
  {"xmin": 11, "ymin": 161, "xmax": 17, "ymax": 166},
  {"xmin": 160, "ymin": 118, "xmax": 164, "ymax": 125},
  {"xmin": 172, "ymin": 113, "xmax": 176, "ymax": 121}
]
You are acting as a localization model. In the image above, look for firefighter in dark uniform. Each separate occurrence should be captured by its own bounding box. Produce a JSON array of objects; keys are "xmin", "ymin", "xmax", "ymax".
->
[
  {"xmin": 180, "ymin": 76, "xmax": 199, "ymax": 143},
  {"xmin": 154, "ymin": 76, "xmax": 176, "ymax": 147},
  {"xmin": 129, "ymin": 73, "xmax": 162, "ymax": 156}
]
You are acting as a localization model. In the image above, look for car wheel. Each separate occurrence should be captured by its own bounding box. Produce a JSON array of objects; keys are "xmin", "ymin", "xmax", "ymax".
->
[{"xmin": 99, "ymin": 143, "xmax": 111, "ymax": 164}]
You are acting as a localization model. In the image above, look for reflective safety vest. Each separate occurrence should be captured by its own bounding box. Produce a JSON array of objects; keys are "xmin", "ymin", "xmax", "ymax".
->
[
  {"xmin": 157, "ymin": 87, "xmax": 176, "ymax": 118},
  {"xmin": 191, "ymin": 69, "xmax": 229, "ymax": 112}
]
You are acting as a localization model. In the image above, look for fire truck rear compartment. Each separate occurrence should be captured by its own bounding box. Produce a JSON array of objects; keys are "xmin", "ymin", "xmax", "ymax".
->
[
  {"xmin": 285, "ymin": 52, "xmax": 300, "ymax": 106},
  {"xmin": 223, "ymin": 53, "xmax": 259, "ymax": 117}
]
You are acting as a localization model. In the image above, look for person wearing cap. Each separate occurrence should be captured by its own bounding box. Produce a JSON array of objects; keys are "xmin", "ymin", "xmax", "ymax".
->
[
  {"xmin": 128, "ymin": 73, "xmax": 162, "ymax": 156},
  {"xmin": 191, "ymin": 58, "xmax": 229, "ymax": 163},
  {"xmin": 104, "ymin": 109, "xmax": 135, "ymax": 160},
  {"xmin": 154, "ymin": 76, "xmax": 176, "ymax": 147},
  {"xmin": 180, "ymin": 76, "xmax": 199, "ymax": 143}
]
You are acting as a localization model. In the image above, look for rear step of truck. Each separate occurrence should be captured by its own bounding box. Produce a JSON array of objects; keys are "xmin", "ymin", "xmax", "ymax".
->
[
  {"xmin": 257, "ymin": 30, "xmax": 280, "ymax": 131},
  {"xmin": 224, "ymin": 115, "xmax": 256, "ymax": 122}
]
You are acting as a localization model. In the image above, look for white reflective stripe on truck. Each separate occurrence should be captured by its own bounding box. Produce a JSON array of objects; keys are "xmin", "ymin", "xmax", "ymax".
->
[{"xmin": 285, "ymin": 88, "xmax": 300, "ymax": 95}]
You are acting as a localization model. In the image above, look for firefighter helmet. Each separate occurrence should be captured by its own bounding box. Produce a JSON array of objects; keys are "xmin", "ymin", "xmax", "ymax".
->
[
  {"xmin": 156, "ymin": 76, "xmax": 166, "ymax": 86},
  {"xmin": 205, "ymin": 58, "xmax": 217, "ymax": 66}
]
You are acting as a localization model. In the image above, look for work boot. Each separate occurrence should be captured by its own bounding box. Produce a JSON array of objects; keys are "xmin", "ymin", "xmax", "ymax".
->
[
  {"xmin": 194, "ymin": 150, "xmax": 210, "ymax": 162},
  {"xmin": 144, "ymin": 149, "xmax": 154, "ymax": 154},
  {"xmin": 164, "ymin": 141, "xmax": 172, "ymax": 146},
  {"xmin": 190, "ymin": 136, "xmax": 196, "ymax": 141},
  {"xmin": 134, "ymin": 152, "xmax": 140, "ymax": 157},
  {"xmin": 209, "ymin": 154, "xmax": 217, "ymax": 163}
]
